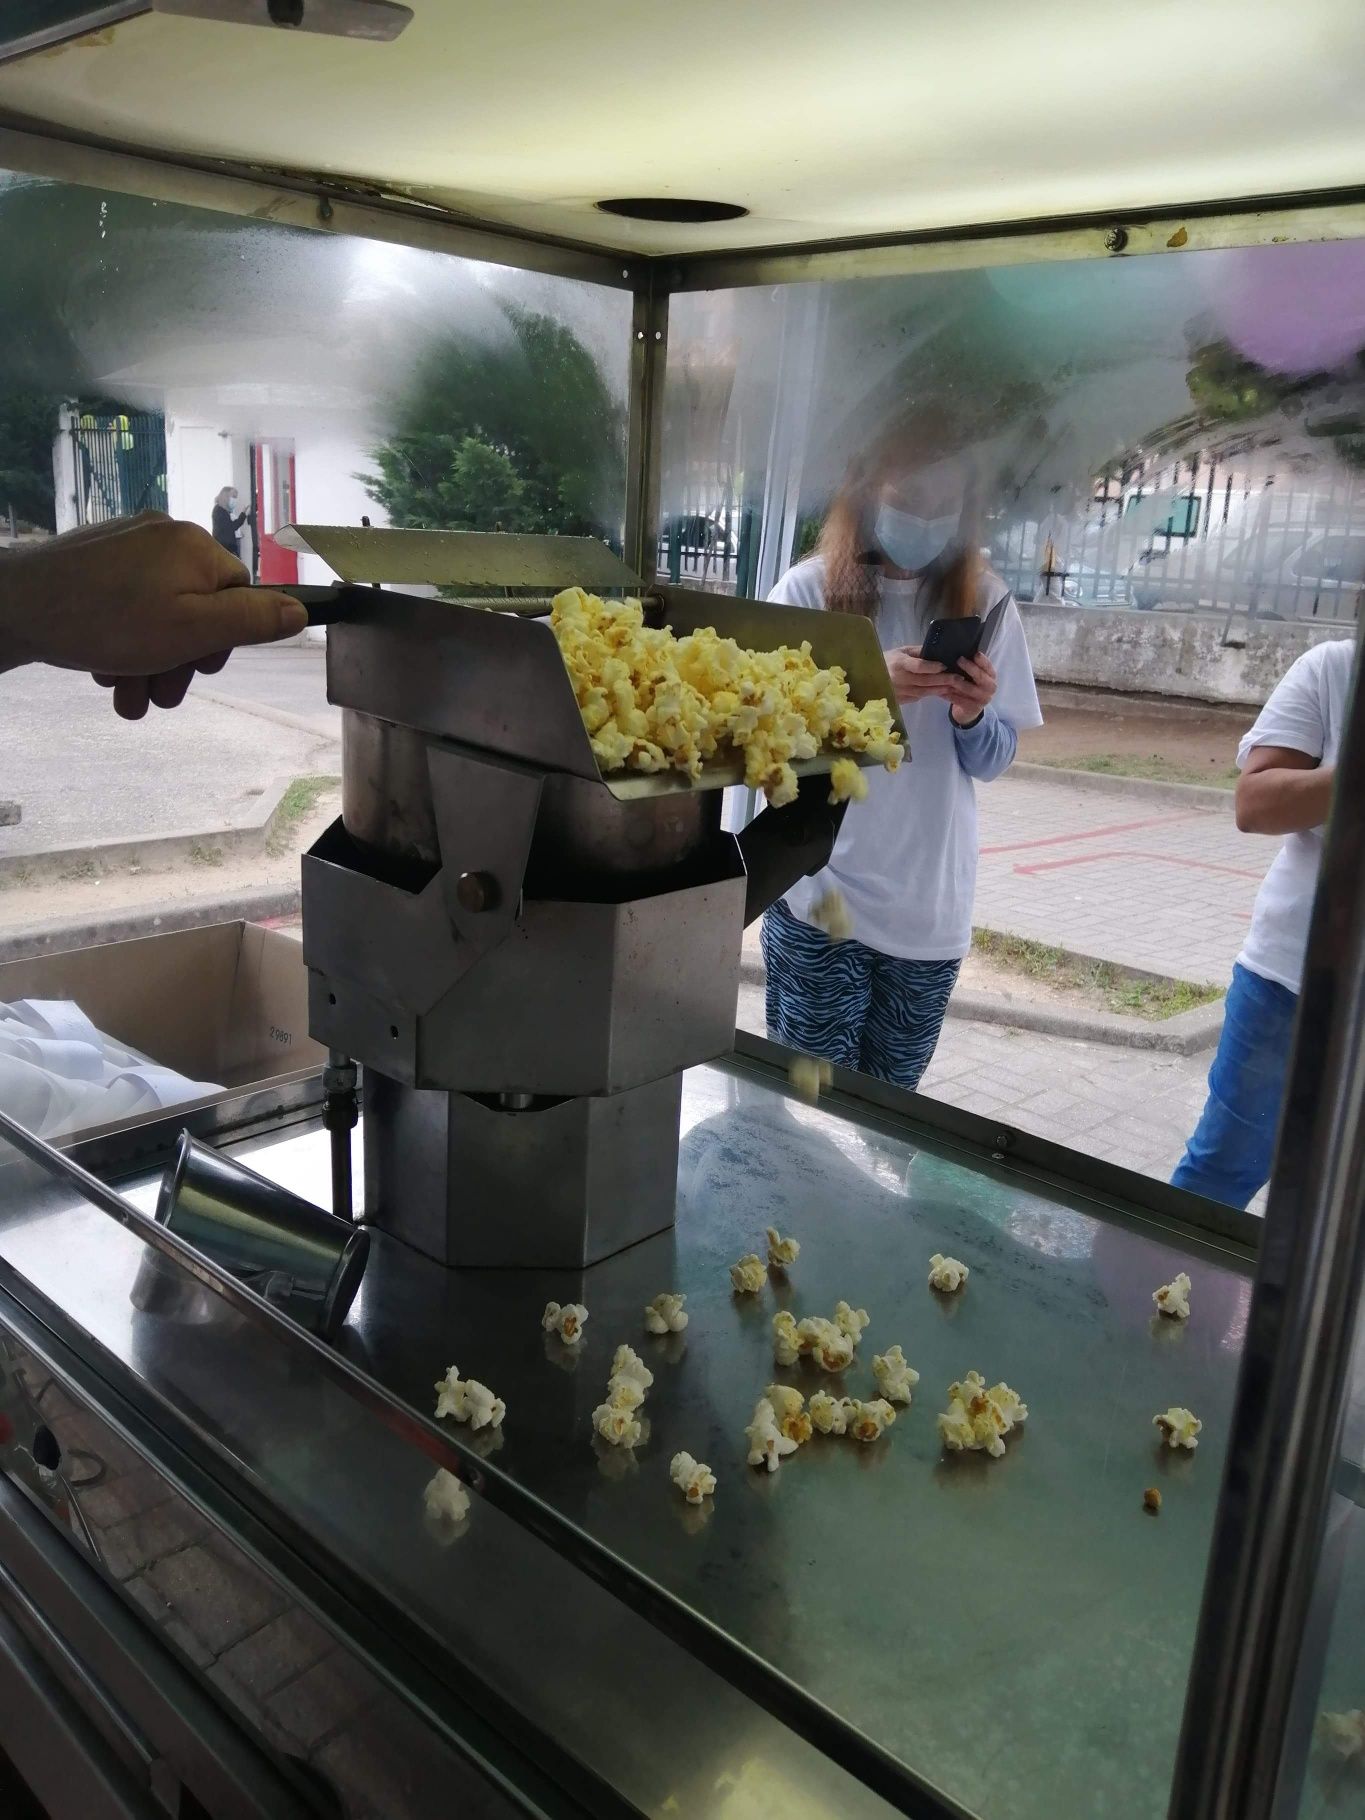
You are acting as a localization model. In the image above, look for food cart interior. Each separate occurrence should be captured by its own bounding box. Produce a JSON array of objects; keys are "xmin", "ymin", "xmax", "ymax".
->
[{"xmin": 0, "ymin": 6, "xmax": 1363, "ymax": 1820}]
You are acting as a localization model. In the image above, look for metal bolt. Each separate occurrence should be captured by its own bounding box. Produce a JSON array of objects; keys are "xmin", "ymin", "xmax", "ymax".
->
[
  {"xmin": 317, "ymin": 196, "xmax": 334, "ymax": 223},
  {"xmin": 994, "ymin": 1131, "xmax": 1011, "ymax": 1150},
  {"xmin": 456, "ymin": 870, "xmax": 499, "ymax": 913},
  {"xmin": 1104, "ymin": 226, "xmax": 1128, "ymax": 254},
  {"xmin": 654, "ymin": 330, "xmax": 663, "ymax": 340},
  {"xmin": 636, "ymin": 329, "xmax": 645, "ymax": 341}
]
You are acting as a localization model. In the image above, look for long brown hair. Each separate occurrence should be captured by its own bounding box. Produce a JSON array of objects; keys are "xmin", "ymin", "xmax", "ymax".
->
[{"xmin": 816, "ymin": 413, "xmax": 981, "ymax": 619}]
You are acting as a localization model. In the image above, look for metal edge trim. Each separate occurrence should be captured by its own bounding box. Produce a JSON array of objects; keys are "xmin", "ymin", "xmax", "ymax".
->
[
  {"xmin": 666, "ymin": 187, "xmax": 1365, "ymax": 291},
  {"xmin": 0, "ymin": 119, "xmax": 633, "ymax": 290},
  {"xmin": 728, "ymin": 1028, "xmax": 1262, "ymax": 1266},
  {"xmin": 0, "ymin": 6, "xmax": 149, "ymax": 67}
]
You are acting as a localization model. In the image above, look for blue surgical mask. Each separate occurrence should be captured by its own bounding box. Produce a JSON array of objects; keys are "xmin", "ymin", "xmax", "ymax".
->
[{"xmin": 874, "ymin": 501, "xmax": 960, "ymax": 574}]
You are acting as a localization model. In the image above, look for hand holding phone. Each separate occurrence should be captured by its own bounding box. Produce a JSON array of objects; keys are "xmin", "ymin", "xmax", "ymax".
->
[{"xmin": 918, "ymin": 596, "xmax": 1008, "ymax": 676}]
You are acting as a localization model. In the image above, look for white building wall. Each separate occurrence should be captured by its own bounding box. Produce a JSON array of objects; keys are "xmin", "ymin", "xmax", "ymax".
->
[{"xmin": 290, "ymin": 429, "xmax": 388, "ymax": 585}]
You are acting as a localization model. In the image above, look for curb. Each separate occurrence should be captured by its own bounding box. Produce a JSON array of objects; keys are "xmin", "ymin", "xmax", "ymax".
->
[
  {"xmin": 0, "ymin": 885, "xmax": 302, "ymax": 965},
  {"xmin": 1008, "ymin": 762, "xmax": 1234, "ymax": 813},
  {"xmin": 0, "ymin": 779, "xmax": 296, "ymax": 887},
  {"xmin": 737, "ymin": 957, "xmax": 1224, "ymax": 1056},
  {"xmin": 193, "ymin": 687, "xmax": 340, "ymax": 744}
]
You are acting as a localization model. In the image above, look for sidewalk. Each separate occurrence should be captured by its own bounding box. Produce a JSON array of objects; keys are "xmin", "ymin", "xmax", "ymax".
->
[{"xmin": 975, "ymin": 770, "xmax": 1271, "ymax": 984}]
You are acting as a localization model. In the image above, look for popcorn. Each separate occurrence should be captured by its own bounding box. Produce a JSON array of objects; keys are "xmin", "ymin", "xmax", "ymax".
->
[
  {"xmin": 797, "ymin": 1316, "xmax": 855, "ymax": 1372},
  {"xmin": 764, "ymin": 1383, "xmax": 813, "ymax": 1445},
  {"xmin": 788, "ymin": 1054, "xmax": 833, "ymax": 1100},
  {"xmin": 765, "ymin": 1226, "xmax": 801, "ymax": 1269},
  {"xmin": 604, "ymin": 1376, "xmax": 646, "ymax": 1413},
  {"xmin": 422, "ymin": 1469, "xmax": 470, "ymax": 1538},
  {"xmin": 833, "ymin": 1301, "xmax": 870, "ymax": 1344},
  {"xmin": 772, "ymin": 1310, "xmax": 801, "ymax": 1366},
  {"xmin": 609, "ymin": 1345, "xmax": 654, "ymax": 1396},
  {"xmin": 808, "ymin": 1390, "xmax": 854, "ymax": 1436},
  {"xmin": 1154, "ymin": 1406, "xmax": 1202, "ymax": 1450},
  {"xmin": 809, "ymin": 888, "xmax": 854, "ymax": 941},
  {"xmin": 594, "ymin": 1401, "xmax": 643, "ymax": 1448},
  {"xmin": 827, "ymin": 758, "xmax": 869, "ymax": 805},
  {"xmin": 1317, "ymin": 1710, "xmax": 1365, "ymax": 1761},
  {"xmin": 550, "ymin": 587, "xmax": 904, "ymax": 806},
  {"xmin": 871, "ymin": 1344, "xmax": 921, "ymax": 1406},
  {"xmin": 669, "ymin": 1451, "xmax": 717, "ymax": 1504},
  {"xmin": 1143, "ymin": 1487, "xmax": 1162, "ymax": 1515},
  {"xmin": 434, "ymin": 1366, "xmax": 505, "ymax": 1431},
  {"xmin": 745, "ymin": 1397, "xmax": 799, "ymax": 1473},
  {"xmin": 928, "ymin": 1253, "xmax": 969, "ymax": 1294},
  {"xmin": 937, "ymin": 1371, "xmax": 1028, "ymax": 1459},
  {"xmin": 1153, "ymin": 1272, "xmax": 1192, "ymax": 1321},
  {"xmin": 848, "ymin": 1397, "xmax": 896, "ymax": 1443},
  {"xmin": 730, "ymin": 1253, "xmax": 767, "ymax": 1295},
  {"xmin": 542, "ymin": 1300, "xmax": 589, "ymax": 1345},
  {"xmin": 644, "ymin": 1292, "xmax": 689, "ymax": 1335}
]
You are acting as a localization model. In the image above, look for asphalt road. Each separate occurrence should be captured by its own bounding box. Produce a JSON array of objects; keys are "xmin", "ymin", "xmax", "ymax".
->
[{"xmin": 0, "ymin": 646, "xmax": 341, "ymax": 857}]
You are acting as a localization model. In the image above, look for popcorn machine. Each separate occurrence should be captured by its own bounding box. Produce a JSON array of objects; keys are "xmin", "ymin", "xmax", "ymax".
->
[{"xmin": 286, "ymin": 523, "xmax": 905, "ymax": 1267}]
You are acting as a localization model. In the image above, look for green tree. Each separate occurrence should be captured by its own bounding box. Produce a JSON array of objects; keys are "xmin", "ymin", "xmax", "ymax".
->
[
  {"xmin": 0, "ymin": 389, "xmax": 60, "ymax": 531},
  {"xmin": 361, "ymin": 305, "xmax": 624, "ymax": 539}
]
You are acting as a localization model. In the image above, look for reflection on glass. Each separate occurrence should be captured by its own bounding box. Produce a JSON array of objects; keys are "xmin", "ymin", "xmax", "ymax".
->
[{"xmin": 670, "ymin": 243, "xmax": 1364, "ymax": 1200}]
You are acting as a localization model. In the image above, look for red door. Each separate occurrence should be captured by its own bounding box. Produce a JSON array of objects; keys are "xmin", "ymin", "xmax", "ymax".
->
[{"xmin": 252, "ymin": 439, "xmax": 299, "ymax": 585}]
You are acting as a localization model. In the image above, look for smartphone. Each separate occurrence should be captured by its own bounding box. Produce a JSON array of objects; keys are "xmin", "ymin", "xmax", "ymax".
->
[{"xmin": 920, "ymin": 595, "xmax": 1008, "ymax": 676}]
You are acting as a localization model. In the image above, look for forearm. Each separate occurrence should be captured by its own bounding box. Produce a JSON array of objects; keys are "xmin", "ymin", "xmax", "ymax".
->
[
  {"xmin": 952, "ymin": 705, "xmax": 1017, "ymax": 782},
  {"xmin": 1235, "ymin": 763, "xmax": 1334, "ymax": 834}
]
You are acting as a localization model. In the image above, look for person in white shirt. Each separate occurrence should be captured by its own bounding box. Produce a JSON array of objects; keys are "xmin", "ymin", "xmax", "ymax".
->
[
  {"xmin": 761, "ymin": 417, "xmax": 1043, "ymax": 1088},
  {"xmin": 1172, "ymin": 636, "xmax": 1357, "ymax": 1209}
]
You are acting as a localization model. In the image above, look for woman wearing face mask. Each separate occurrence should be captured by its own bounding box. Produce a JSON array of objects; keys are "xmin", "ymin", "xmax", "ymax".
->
[
  {"xmin": 760, "ymin": 419, "xmax": 1043, "ymax": 1089},
  {"xmin": 211, "ymin": 485, "xmax": 249, "ymax": 559}
]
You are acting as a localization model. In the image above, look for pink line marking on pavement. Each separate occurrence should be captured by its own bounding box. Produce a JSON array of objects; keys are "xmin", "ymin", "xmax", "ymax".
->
[
  {"xmin": 980, "ymin": 810, "xmax": 1211, "ymax": 857},
  {"xmin": 1013, "ymin": 850, "xmax": 1266, "ymax": 881}
]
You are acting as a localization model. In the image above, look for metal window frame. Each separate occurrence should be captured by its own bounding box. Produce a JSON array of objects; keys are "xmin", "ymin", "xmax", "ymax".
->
[{"xmin": 1, "ymin": 111, "xmax": 1364, "ymax": 1820}]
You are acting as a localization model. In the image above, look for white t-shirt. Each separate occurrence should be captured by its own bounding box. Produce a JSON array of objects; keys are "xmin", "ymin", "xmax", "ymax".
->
[
  {"xmin": 1237, "ymin": 637, "xmax": 1357, "ymax": 994},
  {"xmin": 770, "ymin": 558, "xmax": 1043, "ymax": 961}
]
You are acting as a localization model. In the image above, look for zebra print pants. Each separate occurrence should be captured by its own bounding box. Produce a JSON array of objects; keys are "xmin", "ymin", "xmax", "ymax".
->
[{"xmin": 760, "ymin": 898, "xmax": 962, "ymax": 1091}]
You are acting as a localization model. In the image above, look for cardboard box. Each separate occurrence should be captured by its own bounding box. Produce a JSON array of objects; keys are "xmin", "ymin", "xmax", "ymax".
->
[{"xmin": 0, "ymin": 921, "xmax": 325, "ymax": 1149}]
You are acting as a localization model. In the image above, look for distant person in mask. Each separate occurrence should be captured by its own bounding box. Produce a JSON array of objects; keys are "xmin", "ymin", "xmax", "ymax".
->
[
  {"xmin": 761, "ymin": 415, "xmax": 1043, "ymax": 1089},
  {"xmin": 211, "ymin": 484, "xmax": 250, "ymax": 559}
]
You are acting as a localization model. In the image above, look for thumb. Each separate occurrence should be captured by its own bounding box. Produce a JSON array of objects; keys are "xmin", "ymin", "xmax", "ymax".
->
[{"xmin": 184, "ymin": 586, "xmax": 309, "ymax": 654}]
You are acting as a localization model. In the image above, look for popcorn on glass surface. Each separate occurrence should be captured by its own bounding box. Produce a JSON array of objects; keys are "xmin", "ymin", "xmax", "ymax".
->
[
  {"xmin": 763, "ymin": 1383, "xmax": 813, "ymax": 1445},
  {"xmin": 797, "ymin": 1316, "xmax": 855, "ymax": 1372},
  {"xmin": 594, "ymin": 1401, "xmax": 643, "ymax": 1449},
  {"xmin": 787, "ymin": 1054, "xmax": 833, "ymax": 1101},
  {"xmin": 644, "ymin": 1292, "xmax": 689, "ymax": 1335},
  {"xmin": 551, "ymin": 586, "xmax": 903, "ymax": 809},
  {"xmin": 833, "ymin": 1301, "xmax": 869, "ymax": 1344},
  {"xmin": 1153, "ymin": 1272, "xmax": 1192, "ymax": 1321},
  {"xmin": 434, "ymin": 1366, "xmax": 505, "ymax": 1431},
  {"xmin": 808, "ymin": 1390, "xmax": 854, "ymax": 1436},
  {"xmin": 765, "ymin": 1226, "xmax": 801, "ymax": 1270},
  {"xmin": 1317, "ymin": 1710, "xmax": 1365, "ymax": 1762},
  {"xmin": 422, "ymin": 1468, "xmax": 470, "ymax": 1537},
  {"xmin": 927, "ymin": 1253, "xmax": 969, "ymax": 1294},
  {"xmin": 1154, "ymin": 1406, "xmax": 1202, "ymax": 1450},
  {"xmin": 610, "ymin": 1344, "xmax": 654, "ymax": 1394},
  {"xmin": 849, "ymin": 1398, "xmax": 896, "ymax": 1443},
  {"xmin": 937, "ymin": 1371, "xmax": 1027, "ymax": 1459},
  {"xmin": 772, "ymin": 1310, "xmax": 801, "ymax": 1366},
  {"xmin": 669, "ymin": 1451, "xmax": 717, "ymax": 1505},
  {"xmin": 872, "ymin": 1344, "xmax": 921, "ymax": 1406},
  {"xmin": 542, "ymin": 1300, "xmax": 589, "ymax": 1345},
  {"xmin": 745, "ymin": 1398, "xmax": 799, "ymax": 1473},
  {"xmin": 730, "ymin": 1253, "xmax": 767, "ymax": 1295}
]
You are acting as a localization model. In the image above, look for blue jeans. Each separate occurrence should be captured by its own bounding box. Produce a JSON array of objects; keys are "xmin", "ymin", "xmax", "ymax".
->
[{"xmin": 1171, "ymin": 962, "xmax": 1298, "ymax": 1210}]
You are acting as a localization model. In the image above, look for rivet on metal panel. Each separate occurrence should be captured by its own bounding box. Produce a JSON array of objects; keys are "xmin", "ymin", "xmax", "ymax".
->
[
  {"xmin": 317, "ymin": 196, "xmax": 334, "ymax": 223},
  {"xmin": 654, "ymin": 330, "xmax": 663, "ymax": 340},
  {"xmin": 635, "ymin": 329, "xmax": 645, "ymax": 340},
  {"xmin": 994, "ymin": 1131, "xmax": 1012, "ymax": 1150},
  {"xmin": 1104, "ymin": 226, "xmax": 1129, "ymax": 253},
  {"xmin": 456, "ymin": 870, "xmax": 500, "ymax": 913}
]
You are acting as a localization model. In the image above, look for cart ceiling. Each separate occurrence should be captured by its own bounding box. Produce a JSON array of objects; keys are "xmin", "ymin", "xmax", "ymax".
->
[{"xmin": 1, "ymin": 2, "xmax": 1364, "ymax": 270}]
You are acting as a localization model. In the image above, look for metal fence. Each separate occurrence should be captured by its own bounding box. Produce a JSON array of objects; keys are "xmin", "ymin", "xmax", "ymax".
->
[
  {"xmin": 990, "ymin": 453, "xmax": 1365, "ymax": 625},
  {"xmin": 68, "ymin": 411, "xmax": 168, "ymax": 526}
]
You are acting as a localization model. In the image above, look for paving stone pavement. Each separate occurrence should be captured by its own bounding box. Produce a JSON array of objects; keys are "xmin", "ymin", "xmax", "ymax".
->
[{"xmin": 974, "ymin": 770, "xmax": 1275, "ymax": 985}]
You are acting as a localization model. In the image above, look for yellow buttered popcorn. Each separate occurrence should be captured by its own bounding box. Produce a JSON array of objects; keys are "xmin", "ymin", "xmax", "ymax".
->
[{"xmin": 550, "ymin": 588, "xmax": 903, "ymax": 805}]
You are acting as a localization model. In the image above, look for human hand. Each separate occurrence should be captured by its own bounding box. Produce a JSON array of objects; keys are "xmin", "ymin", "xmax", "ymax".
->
[
  {"xmin": 0, "ymin": 513, "xmax": 308, "ymax": 720},
  {"xmin": 885, "ymin": 645, "xmax": 956, "ymax": 705},
  {"xmin": 945, "ymin": 651, "xmax": 998, "ymax": 726}
]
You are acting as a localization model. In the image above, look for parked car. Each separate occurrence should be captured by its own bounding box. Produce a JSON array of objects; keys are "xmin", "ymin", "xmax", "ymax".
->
[{"xmin": 1129, "ymin": 527, "xmax": 1365, "ymax": 619}]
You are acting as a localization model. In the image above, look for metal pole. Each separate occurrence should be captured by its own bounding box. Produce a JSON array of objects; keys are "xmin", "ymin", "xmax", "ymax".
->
[
  {"xmin": 1168, "ymin": 636, "xmax": 1365, "ymax": 1820},
  {"xmin": 623, "ymin": 279, "xmax": 669, "ymax": 584}
]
